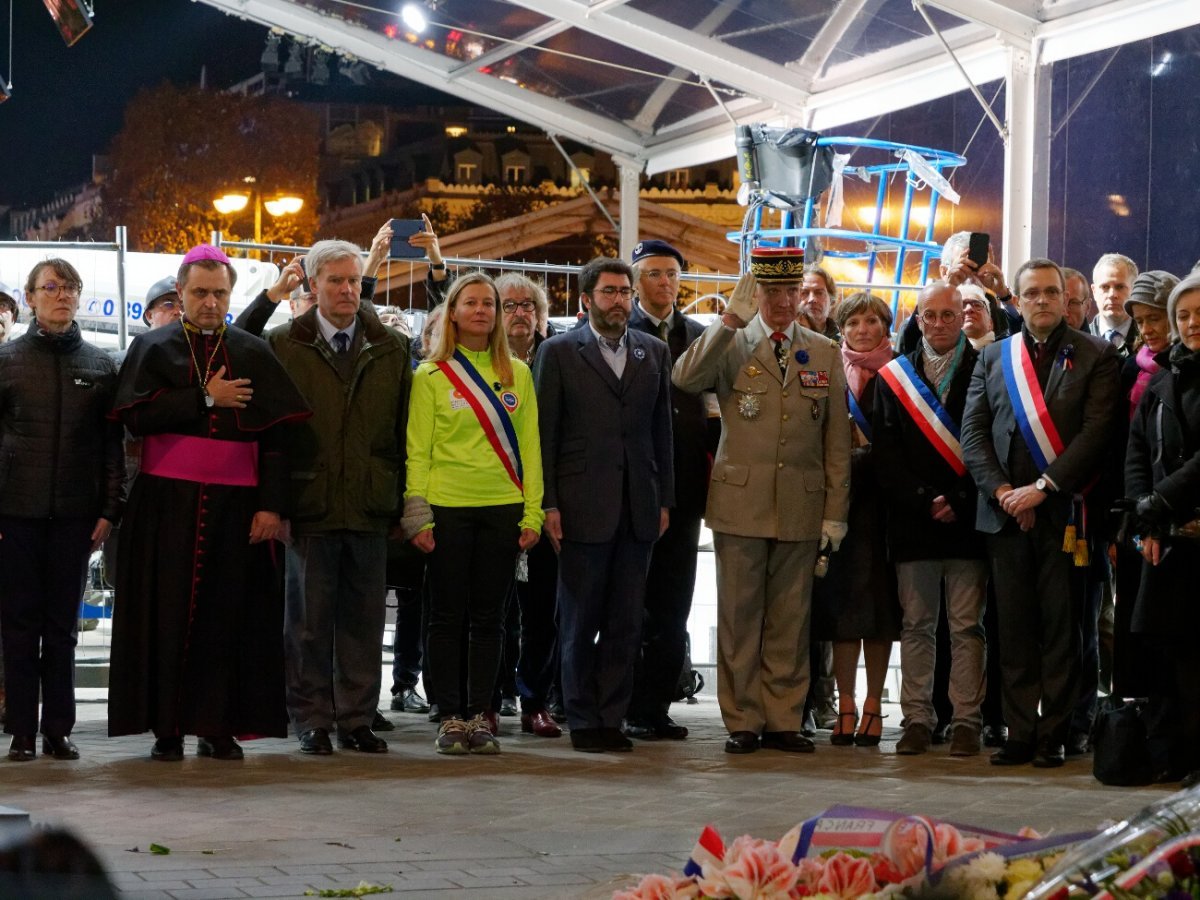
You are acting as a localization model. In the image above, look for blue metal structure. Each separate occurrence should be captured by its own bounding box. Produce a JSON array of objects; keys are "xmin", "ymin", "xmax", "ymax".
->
[{"xmin": 730, "ymin": 135, "xmax": 967, "ymax": 315}]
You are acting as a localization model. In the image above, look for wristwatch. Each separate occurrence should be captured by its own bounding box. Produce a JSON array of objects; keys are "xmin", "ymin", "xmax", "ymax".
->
[
  {"xmin": 430, "ymin": 262, "xmax": 446, "ymax": 271},
  {"xmin": 1035, "ymin": 477, "xmax": 1050, "ymax": 492}
]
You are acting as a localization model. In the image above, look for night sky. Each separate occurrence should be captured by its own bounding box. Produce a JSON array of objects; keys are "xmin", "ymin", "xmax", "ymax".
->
[{"xmin": 1, "ymin": 0, "xmax": 267, "ymax": 207}]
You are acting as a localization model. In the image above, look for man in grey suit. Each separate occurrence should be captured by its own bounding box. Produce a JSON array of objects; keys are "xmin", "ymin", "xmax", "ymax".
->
[
  {"xmin": 962, "ymin": 257, "xmax": 1120, "ymax": 768},
  {"xmin": 673, "ymin": 246, "xmax": 850, "ymax": 755},
  {"xmin": 534, "ymin": 256, "xmax": 674, "ymax": 754}
]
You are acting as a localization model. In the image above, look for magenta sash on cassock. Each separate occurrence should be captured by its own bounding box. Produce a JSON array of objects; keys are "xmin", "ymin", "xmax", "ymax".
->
[{"xmin": 141, "ymin": 434, "xmax": 259, "ymax": 486}]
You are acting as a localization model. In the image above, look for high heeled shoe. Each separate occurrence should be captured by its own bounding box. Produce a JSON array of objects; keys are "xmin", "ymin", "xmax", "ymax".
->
[
  {"xmin": 830, "ymin": 711, "xmax": 858, "ymax": 746},
  {"xmin": 854, "ymin": 710, "xmax": 887, "ymax": 747}
]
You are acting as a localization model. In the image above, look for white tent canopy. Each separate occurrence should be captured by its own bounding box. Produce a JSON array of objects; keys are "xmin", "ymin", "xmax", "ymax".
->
[{"xmin": 199, "ymin": 0, "xmax": 1200, "ymax": 270}]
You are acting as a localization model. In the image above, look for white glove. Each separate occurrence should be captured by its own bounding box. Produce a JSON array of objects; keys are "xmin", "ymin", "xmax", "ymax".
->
[
  {"xmin": 724, "ymin": 272, "xmax": 758, "ymax": 322},
  {"xmin": 821, "ymin": 519, "xmax": 848, "ymax": 553}
]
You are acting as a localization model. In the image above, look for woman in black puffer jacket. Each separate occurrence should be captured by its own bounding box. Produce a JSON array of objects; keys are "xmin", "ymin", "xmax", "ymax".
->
[
  {"xmin": 1125, "ymin": 272, "xmax": 1200, "ymax": 789},
  {"xmin": 0, "ymin": 258, "xmax": 124, "ymax": 762}
]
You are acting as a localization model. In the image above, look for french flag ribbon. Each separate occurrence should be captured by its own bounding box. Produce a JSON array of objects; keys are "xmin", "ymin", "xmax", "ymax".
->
[
  {"xmin": 847, "ymin": 386, "xmax": 872, "ymax": 442},
  {"xmin": 877, "ymin": 356, "xmax": 966, "ymax": 477},
  {"xmin": 683, "ymin": 825, "xmax": 725, "ymax": 877},
  {"xmin": 1000, "ymin": 336, "xmax": 1065, "ymax": 472},
  {"xmin": 435, "ymin": 351, "xmax": 524, "ymax": 491}
]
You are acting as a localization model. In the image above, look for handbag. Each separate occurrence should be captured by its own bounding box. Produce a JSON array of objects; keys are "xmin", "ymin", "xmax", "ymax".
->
[{"xmin": 1091, "ymin": 697, "xmax": 1154, "ymax": 786}]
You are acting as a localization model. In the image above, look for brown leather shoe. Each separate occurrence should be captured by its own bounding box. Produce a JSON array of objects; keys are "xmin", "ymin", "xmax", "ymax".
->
[{"xmin": 521, "ymin": 710, "xmax": 562, "ymax": 738}]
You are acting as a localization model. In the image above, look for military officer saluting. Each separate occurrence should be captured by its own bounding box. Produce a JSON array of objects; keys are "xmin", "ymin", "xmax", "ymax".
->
[{"xmin": 672, "ymin": 246, "xmax": 850, "ymax": 754}]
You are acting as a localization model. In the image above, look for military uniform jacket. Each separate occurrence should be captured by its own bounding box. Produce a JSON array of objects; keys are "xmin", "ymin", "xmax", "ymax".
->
[{"xmin": 672, "ymin": 316, "xmax": 850, "ymax": 541}]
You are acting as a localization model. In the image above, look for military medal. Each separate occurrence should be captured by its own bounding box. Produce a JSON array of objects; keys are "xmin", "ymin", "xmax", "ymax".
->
[
  {"xmin": 738, "ymin": 393, "xmax": 761, "ymax": 419},
  {"xmin": 745, "ymin": 365, "xmax": 762, "ymax": 378},
  {"xmin": 811, "ymin": 399, "xmax": 821, "ymax": 420}
]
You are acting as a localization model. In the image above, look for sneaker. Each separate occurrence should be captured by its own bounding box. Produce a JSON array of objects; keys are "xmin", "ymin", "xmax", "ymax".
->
[
  {"xmin": 948, "ymin": 724, "xmax": 981, "ymax": 757},
  {"xmin": 895, "ymin": 723, "xmax": 933, "ymax": 756},
  {"xmin": 466, "ymin": 715, "xmax": 501, "ymax": 755},
  {"xmin": 435, "ymin": 718, "xmax": 470, "ymax": 755}
]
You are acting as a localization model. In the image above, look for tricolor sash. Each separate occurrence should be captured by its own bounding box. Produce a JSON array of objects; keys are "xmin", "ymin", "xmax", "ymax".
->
[
  {"xmin": 847, "ymin": 387, "xmax": 872, "ymax": 442},
  {"xmin": 1000, "ymin": 336, "xmax": 1065, "ymax": 471},
  {"xmin": 878, "ymin": 356, "xmax": 966, "ymax": 476},
  {"xmin": 435, "ymin": 351, "xmax": 524, "ymax": 491}
]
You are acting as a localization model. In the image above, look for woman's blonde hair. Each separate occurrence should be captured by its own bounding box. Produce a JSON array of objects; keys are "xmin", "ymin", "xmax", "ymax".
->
[{"xmin": 424, "ymin": 271, "xmax": 515, "ymax": 386}]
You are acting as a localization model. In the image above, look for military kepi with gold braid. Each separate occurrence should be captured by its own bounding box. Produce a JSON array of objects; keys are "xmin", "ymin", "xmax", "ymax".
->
[{"xmin": 748, "ymin": 246, "xmax": 805, "ymax": 282}]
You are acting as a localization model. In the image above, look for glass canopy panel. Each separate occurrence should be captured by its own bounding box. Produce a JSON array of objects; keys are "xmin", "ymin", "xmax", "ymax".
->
[
  {"xmin": 820, "ymin": 0, "xmax": 973, "ymax": 69},
  {"xmin": 628, "ymin": 0, "xmax": 826, "ymax": 67},
  {"xmin": 300, "ymin": 0, "xmax": 553, "ymax": 62},
  {"xmin": 494, "ymin": 31, "xmax": 715, "ymax": 126}
]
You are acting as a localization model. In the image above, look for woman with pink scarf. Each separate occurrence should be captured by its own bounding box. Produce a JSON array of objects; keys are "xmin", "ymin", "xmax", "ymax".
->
[{"xmin": 810, "ymin": 291, "xmax": 901, "ymax": 747}]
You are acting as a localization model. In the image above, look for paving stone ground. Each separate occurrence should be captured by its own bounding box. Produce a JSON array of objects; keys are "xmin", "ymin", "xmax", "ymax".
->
[{"xmin": 2, "ymin": 695, "xmax": 1172, "ymax": 899}]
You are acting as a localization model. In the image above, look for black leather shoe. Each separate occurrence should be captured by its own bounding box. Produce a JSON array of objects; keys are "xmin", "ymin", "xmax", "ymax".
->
[
  {"xmin": 981, "ymin": 724, "xmax": 1008, "ymax": 748},
  {"xmin": 801, "ymin": 710, "xmax": 818, "ymax": 738},
  {"xmin": 570, "ymin": 728, "xmax": 605, "ymax": 753},
  {"xmin": 41, "ymin": 734, "xmax": 79, "ymax": 760},
  {"xmin": 8, "ymin": 735, "xmax": 36, "ymax": 762},
  {"xmin": 653, "ymin": 715, "xmax": 688, "ymax": 740},
  {"xmin": 1064, "ymin": 731, "xmax": 1090, "ymax": 756},
  {"xmin": 623, "ymin": 719, "xmax": 660, "ymax": 741},
  {"xmin": 601, "ymin": 727, "xmax": 632, "ymax": 752},
  {"xmin": 338, "ymin": 725, "xmax": 388, "ymax": 753},
  {"xmin": 1182, "ymin": 770, "xmax": 1200, "ymax": 789},
  {"xmin": 427, "ymin": 703, "xmax": 441, "ymax": 723},
  {"xmin": 499, "ymin": 697, "xmax": 519, "ymax": 717},
  {"xmin": 761, "ymin": 730, "xmax": 816, "ymax": 753},
  {"xmin": 724, "ymin": 731, "xmax": 759, "ymax": 754},
  {"xmin": 197, "ymin": 736, "xmax": 244, "ymax": 760},
  {"xmin": 298, "ymin": 727, "xmax": 333, "ymax": 755},
  {"xmin": 548, "ymin": 701, "xmax": 567, "ymax": 723},
  {"xmin": 990, "ymin": 740, "xmax": 1035, "ymax": 766},
  {"xmin": 1033, "ymin": 742, "xmax": 1066, "ymax": 768},
  {"xmin": 391, "ymin": 688, "xmax": 430, "ymax": 714},
  {"xmin": 151, "ymin": 736, "xmax": 183, "ymax": 761},
  {"xmin": 371, "ymin": 710, "xmax": 395, "ymax": 732}
]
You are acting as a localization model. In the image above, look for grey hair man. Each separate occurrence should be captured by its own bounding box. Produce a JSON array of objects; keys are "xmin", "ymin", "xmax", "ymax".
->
[
  {"xmin": 874, "ymin": 281, "xmax": 987, "ymax": 757},
  {"xmin": 495, "ymin": 272, "xmax": 550, "ymax": 365},
  {"xmin": 268, "ymin": 239, "xmax": 413, "ymax": 757}
]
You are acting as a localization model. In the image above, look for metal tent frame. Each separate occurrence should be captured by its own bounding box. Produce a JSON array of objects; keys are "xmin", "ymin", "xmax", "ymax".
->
[{"xmin": 198, "ymin": 0, "xmax": 1200, "ymax": 271}]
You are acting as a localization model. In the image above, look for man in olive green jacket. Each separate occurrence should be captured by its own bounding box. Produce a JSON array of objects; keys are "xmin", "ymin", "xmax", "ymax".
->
[{"xmin": 268, "ymin": 239, "xmax": 411, "ymax": 757}]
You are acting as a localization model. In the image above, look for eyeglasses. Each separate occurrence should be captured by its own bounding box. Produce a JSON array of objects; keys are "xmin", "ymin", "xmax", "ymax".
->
[
  {"xmin": 502, "ymin": 300, "xmax": 536, "ymax": 313},
  {"xmin": 1021, "ymin": 287, "xmax": 1063, "ymax": 302},
  {"xmin": 642, "ymin": 269, "xmax": 680, "ymax": 281},
  {"xmin": 962, "ymin": 299, "xmax": 988, "ymax": 310},
  {"xmin": 593, "ymin": 287, "xmax": 633, "ymax": 299},
  {"xmin": 37, "ymin": 281, "xmax": 82, "ymax": 298},
  {"xmin": 920, "ymin": 310, "xmax": 964, "ymax": 325},
  {"xmin": 1066, "ymin": 298, "xmax": 1087, "ymax": 309}
]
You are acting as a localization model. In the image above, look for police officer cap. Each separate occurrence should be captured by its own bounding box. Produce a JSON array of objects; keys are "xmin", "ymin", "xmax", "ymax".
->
[{"xmin": 632, "ymin": 240, "xmax": 684, "ymax": 269}]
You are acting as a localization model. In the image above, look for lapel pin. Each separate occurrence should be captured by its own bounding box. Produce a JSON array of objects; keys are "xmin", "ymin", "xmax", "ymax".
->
[
  {"xmin": 633, "ymin": 346, "xmax": 646, "ymax": 360},
  {"xmin": 795, "ymin": 349, "xmax": 809, "ymax": 364}
]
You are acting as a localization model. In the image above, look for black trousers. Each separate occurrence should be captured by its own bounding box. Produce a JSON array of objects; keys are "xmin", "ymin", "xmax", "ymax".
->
[
  {"xmin": 627, "ymin": 513, "xmax": 702, "ymax": 722},
  {"xmin": 0, "ymin": 516, "xmax": 93, "ymax": 737},
  {"xmin": 514, "ymin": 537, "xmax": 559, "ymax": 713},
  {"xmin": 386, "ymin": 543, "xmax": 428, "ymax": 693},
  {"xmin": 426, "ymin": 504, "xmax": 521, "ymax": 719},
  {"xmin": 987, "ymin": 515, "xmax": 1083, "ymax": 747}
]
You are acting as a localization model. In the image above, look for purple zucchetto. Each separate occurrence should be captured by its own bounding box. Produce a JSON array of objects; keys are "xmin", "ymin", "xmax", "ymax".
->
[{"xmin": 181, "ymin": 245, "xmax": 233, "ymax": 266}]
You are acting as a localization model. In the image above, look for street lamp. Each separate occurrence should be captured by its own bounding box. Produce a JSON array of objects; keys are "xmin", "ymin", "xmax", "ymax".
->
[{"xmin": 213, "ymin": 176, "xmax": 304, "ymax": 245}]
